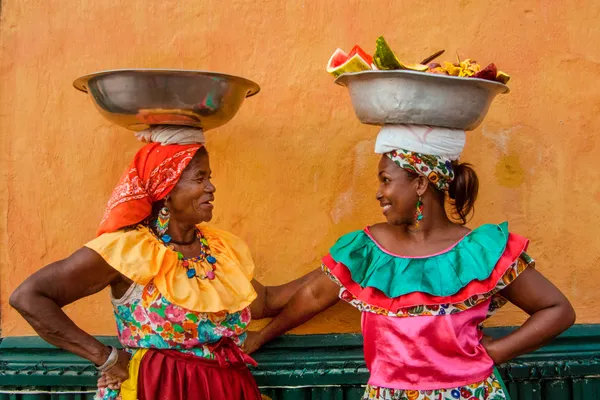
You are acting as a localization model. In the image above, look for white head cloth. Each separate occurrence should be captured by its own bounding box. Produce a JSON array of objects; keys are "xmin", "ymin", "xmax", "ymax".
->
[
  {"xmin": 374, "ymin": 124, "xmax": 466, "ymax": 160},
  {"xmin": 135, "ymin": 126, "xmax": 205, "ymax": 146}
]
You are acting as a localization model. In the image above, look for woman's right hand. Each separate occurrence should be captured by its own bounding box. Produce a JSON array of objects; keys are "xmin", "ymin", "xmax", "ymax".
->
[
  {"xmin": 97, "ymin": 350, "xmax": 131, "ymax": 390},
  {"xmin": 242, "ymin": 330, "xmax": 265, "ymax": 355}
]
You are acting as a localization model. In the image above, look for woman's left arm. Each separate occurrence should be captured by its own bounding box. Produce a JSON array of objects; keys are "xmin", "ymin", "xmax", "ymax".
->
[
  {"xmin": 250, "ymin": 267, "xmax": 323, "ymax": 319},
  {"xmin": 483, "ymin": 267, "xmax": 576, "ymax": 364}
]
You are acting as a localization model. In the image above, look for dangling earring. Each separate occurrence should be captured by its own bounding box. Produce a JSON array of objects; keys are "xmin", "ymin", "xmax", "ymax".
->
[
  {"xmin": 156, "ymin": 206, "xmax": 170, "ymax": 238},
  {"xmin": 414, "ymin": 196, "xmax": 424, "ymax": 228}
]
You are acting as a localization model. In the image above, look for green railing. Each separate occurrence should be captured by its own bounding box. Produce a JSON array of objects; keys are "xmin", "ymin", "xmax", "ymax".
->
[{"xmin": 1, "ymin": 325, "xmax": 599, "ymax": 399}]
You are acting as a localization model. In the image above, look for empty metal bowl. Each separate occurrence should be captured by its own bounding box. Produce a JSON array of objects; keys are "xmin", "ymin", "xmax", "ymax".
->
[
  {"xmin": 73, "ymin": 69, "xmax": 260, "ymax": 131},
  {"xmin": 335, "ymin": 70, "xmax": 509, "ymax": 130}
]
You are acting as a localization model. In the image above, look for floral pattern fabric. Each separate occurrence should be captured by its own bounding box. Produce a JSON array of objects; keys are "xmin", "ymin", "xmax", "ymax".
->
[
  {"xmin": 113, "ymin": 282, "xmax": 250, "ymax": 358},
  {"xmin": 96, "ymin": 281, "xmax": 250, "ymax": 399},
  {"xmin": 386, "ymin": 149, "xmax": 455, "ymax": 191},
  {"xmin": 363, "ymin": 373, "xmax": 507, "ymax": 400}
]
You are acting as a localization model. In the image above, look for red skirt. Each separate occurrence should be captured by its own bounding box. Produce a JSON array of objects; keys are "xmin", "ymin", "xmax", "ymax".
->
[{"xmin": 137, "ymin": 340, "xmax": 262, "ymax": 400}]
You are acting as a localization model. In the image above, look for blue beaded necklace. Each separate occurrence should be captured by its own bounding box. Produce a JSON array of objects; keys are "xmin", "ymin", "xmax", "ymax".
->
[{"xmin": 159, "ymin": 229, "xmax": 217, "ymax": 280}]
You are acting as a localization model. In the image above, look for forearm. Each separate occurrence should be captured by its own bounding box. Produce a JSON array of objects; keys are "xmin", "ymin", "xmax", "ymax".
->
[
  {"xmin": 263, "ymin": 267, "xmax": 323, "ymax": 317},
  {"xmin": 487, "ymin": 303, "xmax": 575, "ymax": 364},
  {"xmin": 257, "ymin": 282, "xmax": 339, "ymax": 346},
  {"xmin": 12, "ymin": 294, "xmax": 110, "ymax": 365}
]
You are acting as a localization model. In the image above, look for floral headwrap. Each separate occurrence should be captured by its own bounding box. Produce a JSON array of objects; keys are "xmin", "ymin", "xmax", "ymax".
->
[
  {"xmin": 97, "ymin": 143, "xmax": 202, "ymax": 236},
  {"xmin": 387, "ymin": 149, "xmax": 455, "ymax": 192}
]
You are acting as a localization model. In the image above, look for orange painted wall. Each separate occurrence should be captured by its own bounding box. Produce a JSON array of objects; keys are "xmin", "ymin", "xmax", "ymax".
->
[{"xmin": 1, "ymin": 0, "xmax": 599, "ymax": 336}]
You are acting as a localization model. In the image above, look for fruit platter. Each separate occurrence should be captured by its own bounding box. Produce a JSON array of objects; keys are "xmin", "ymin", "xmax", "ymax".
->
[{"xmin": 327, "ymin": 37, "xmax": 510, "ymax": 130}]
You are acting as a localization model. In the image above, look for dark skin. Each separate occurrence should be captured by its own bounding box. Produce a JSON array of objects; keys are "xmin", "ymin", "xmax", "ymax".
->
[
  {"xmin": 243, "ymin": 155, "xmax": 576, "ymax": 369},
  {"xmin": 9, "ymin": 150, "xmax": 318, "ymax": 390}
]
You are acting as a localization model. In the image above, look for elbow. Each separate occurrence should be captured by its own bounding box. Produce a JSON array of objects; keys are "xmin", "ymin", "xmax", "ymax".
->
[
  {"xmin": 552, "ymin": 297, "xmax": 576, "ymax": 333},
  {"xmin": 262, "ymin": 287, "xmax": 279, "ymax": 318},
  {"xmin": 9, "ymin": 286, "xmax": 25, "ymax": 313},
  {"xmin": 9, "ymin": 283, "xmax": 36, "ymax": 316},
  {"xmin": 563, "ymin": 301, "xmax": 576, "ymax": 328}
]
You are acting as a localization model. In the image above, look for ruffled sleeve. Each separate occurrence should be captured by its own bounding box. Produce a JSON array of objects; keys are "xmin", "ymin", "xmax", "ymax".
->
[
  {"xmin": 322, "ymin": 222, "xmax": 530, "ymax": 315},
  {"xmin": 85, "ymin": 225, "xmax": 257, "ymax": 313},
  {"xmin": 329, "ymin": 223, "xmax": 514, "ymax": 298},
  {"xmin": 487, "ymin": 251, "xmax": 536, "ymax": 316},
  {"xmin": 85, "ymin": 228, "xmax": 169, "ymax": 284}
]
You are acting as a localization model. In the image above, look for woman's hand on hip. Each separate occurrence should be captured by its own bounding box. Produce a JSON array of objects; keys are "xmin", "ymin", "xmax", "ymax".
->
[
  {"xmin": 242, "ymin": 330, "xmax": 265, "ymax": 355},
  {"xmin": 480, "ymin": 335, "xmax": 500, "ymax": 364},
  {"xmin": 9, "ymin": 247, "xmax": 124, "ymax": 365},
  {"xmin": 484, "ymin": 267, "xmax": 575, "ymax": 365},
  {"xmin": 97, "ymin": 350, "xmax": 131, "ymax": 389}
]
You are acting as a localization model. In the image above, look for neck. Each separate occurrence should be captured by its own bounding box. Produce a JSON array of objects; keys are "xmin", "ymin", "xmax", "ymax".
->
[
  {"xmin": 166, "ymin": 220, "xmax": 197, "ymax": 244},
  {"xmin": 405, "ymin": 197, "xmax": 454, "ymax": 240}
]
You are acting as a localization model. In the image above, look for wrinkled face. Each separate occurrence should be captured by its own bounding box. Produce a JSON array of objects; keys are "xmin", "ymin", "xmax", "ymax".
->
[
  {"xmin": 376, "ymin": 155, "xmax": 420, "ymax": 225},
  {"xmin": 167, "ymin": 150, "xmax": 216, "ymax": 225}
]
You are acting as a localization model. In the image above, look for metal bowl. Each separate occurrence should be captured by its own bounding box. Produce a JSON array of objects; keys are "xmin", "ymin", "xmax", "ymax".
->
[
  {"xmin": 73, "ymin": 69, "xmax": 260, "ymax": 131},
  {"xmin": 335, "ymin": 70, "xmax": 509, "ymax": 130}
]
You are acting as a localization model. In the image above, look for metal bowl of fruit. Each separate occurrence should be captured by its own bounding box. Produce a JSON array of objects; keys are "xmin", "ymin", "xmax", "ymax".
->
[
  {"xmin": 329, "ymin": 37, "xmax": 510, "ymax": 131},
  {"xmin": 73, "ymin": 69, "xmax": 260, "ymax": 131},
  {"xmin": 335, "ymin": 70, "xmax": 509, "ymax": 131}
]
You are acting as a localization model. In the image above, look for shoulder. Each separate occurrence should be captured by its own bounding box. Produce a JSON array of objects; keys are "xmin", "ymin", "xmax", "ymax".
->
[
  {"xmin": 368, "ymin": 223, "xmax": 388, "ymax": 238},
  {"xmin": 330, "ymin": 228, "xmax": 370, "ymax": 251},
  {"xmin": 84, "ymin": 225, "xmax": 151, "ymax": 256}
]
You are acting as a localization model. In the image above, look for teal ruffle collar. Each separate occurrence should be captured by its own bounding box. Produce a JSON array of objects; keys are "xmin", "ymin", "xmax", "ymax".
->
[{"xmin": 329, "ymin": 222, "xmax": 510, "ymax": 298}]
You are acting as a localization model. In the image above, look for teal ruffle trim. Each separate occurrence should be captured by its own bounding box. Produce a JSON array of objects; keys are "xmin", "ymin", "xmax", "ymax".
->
[{"xmin": 329, "ymin": 222, "xmax": 509, "ymax": 298}]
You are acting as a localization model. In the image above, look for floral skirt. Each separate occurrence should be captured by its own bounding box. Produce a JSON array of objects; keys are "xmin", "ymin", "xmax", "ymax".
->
[{"xmin": 363, "ymin": 371, "xmax": 509, "ymax": 400}]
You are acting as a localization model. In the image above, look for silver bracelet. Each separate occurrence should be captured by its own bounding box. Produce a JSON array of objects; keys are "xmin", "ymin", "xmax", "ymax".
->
[{"xmin": 96, "ymin": 346, "xmax": 119, "ymax": 372}]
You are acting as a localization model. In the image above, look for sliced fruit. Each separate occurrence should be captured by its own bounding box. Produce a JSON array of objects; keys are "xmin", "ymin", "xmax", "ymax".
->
[
  {"xmin": 428, "ymin": 63, "xmax": 448, "ymax": 74},
  {"xmin": 347, "ymin": 45, "xmax": 374, "ymax": 66},
  {"xmin": 327, "ymin": 48, "xmax": 349, "ymax": 69},
  {"xmin": 496, "ymin": 71, "xmax": 511, "ymax": 84},
  {"xmin": 373, "ymin": 36, "xmax": 428, "ymax": 71},
  {"xmin": 473, "ymin": 63, "xmax": 498, "ymax": 81},
  {"xmin": 443, "ymin": 62, "xmax": 462, "ymax": 76},
  {"xmin": 326, "ymin": 47, "xmax": 373, "ymax": 77},
  {"xmin": 458, "ymin": 59, "xmax": 481, "ymax": 77}
]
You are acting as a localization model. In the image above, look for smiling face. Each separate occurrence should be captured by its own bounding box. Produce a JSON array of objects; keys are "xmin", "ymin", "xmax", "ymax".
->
[
  {"xmin": 166, "ymin": 148, "xmax": 216, "ymax": 226},
  {"xmin": 376, "ymin": 155, "xmax": 425, "ymax": 225}
]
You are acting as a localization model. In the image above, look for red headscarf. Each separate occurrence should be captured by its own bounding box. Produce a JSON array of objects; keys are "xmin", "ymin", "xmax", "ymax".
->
[{"xmin": 98, "ymin": 143, "xmax": 202, "ymax": 236}]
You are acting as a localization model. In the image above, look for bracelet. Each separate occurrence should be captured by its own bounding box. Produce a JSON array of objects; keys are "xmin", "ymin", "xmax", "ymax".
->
[{"xmin": 96, "ymin": 346, "xmax": 119, "ymax": 372}]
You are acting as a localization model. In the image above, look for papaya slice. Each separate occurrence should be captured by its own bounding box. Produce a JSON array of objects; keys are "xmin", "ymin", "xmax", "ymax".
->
[
  {"xmin": 496, "ymin": 71, "xmax": 511, "ymax": 84},
  {"xmin": 443, "ymin": 62, "xmax": 462, "ymax": 76},
  {"xmin": 428, "ymin": 63, "xmax": 448, "ymax": 74}
]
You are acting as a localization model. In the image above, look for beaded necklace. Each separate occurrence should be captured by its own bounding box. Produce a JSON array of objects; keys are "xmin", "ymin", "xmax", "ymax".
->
[{"xmin": 159, "ymin": 229, "xmax": 217, "ymax": 280}]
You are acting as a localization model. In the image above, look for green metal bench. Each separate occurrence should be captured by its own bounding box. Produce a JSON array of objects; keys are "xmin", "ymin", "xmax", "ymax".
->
[{"xmin": 1, "ymin": 326, "xmax": 599, "ymax": 399}]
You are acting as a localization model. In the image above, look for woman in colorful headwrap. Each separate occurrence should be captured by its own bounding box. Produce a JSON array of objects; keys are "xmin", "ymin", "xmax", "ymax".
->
[
  {"xmin": 243, "ymin": 125, "xmax": 576, "ymax": 400},
  {"xmin": 10, "ymin": 127, "xmax": 317, "ymax": 399}
]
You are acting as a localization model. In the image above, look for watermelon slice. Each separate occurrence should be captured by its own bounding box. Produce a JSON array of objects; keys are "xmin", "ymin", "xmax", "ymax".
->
[
  {"xmin": 327, "ymin": 45, "xmax": 373, "ymax": 78},
  {"xmin": 347, "ymin": 45, "xmax": 373, "ymax": 66}
]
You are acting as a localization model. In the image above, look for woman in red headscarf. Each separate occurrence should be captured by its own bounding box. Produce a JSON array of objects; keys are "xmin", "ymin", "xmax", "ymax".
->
[{"xmin": 10, "ymin": 128, "xmax": 316, "ymax": 399}]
